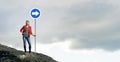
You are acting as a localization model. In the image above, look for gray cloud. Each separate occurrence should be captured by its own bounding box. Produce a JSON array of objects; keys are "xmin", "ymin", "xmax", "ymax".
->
[
  {"xmin": 37, "ymin": 1, "xmax": 120, "ymax": 51},
  {"xmin": 64, "ymin": 2, "xmax": 120, "ymax": 51},
  {"xmin": 0, "ymin": 0, "xmax": 120, "ymax": 51}
]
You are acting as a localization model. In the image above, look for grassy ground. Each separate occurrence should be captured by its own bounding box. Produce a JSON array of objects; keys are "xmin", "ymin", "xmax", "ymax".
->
[{"xmin": 0, "ymin": 44, "xmax": 57, "ymax": 62}]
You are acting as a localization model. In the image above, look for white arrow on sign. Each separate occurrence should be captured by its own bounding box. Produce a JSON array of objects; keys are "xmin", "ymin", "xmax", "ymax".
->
[{"xmin": 32, "ymin": 11, "xmax": 39, "ymax": 16}]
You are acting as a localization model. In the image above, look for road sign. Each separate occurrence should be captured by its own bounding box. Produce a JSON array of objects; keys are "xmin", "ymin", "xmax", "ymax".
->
[
  {"xmin": 30, "ymin": 8, "xmax": 40, "ymax": 52},
  {"xmin": 31, "ymin": 8, "xmax": 40, "ymax": 18}
]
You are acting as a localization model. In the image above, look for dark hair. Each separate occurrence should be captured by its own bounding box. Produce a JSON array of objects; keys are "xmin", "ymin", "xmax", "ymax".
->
[{"xmin": 26, "ymin": 20, "xmax": 29, "ymax": 23}]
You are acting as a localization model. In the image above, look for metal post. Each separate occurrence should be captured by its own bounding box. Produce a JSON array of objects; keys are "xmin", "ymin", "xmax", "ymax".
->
[{"xmin": 34, "ymin": 19, "xmax": 36, "ymax": 52}]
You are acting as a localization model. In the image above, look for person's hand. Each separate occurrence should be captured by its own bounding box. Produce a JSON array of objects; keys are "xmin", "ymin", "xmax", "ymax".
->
[
  {"xmin": 32, "ymin": 34, "xmax": 36, "ymax": 37},
  {"xmin": 20, "ymin": 31, "xmax": 22, "ymax": 33}
]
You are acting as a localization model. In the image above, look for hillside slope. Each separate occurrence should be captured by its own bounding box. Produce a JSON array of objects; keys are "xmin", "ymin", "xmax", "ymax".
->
[{"xmin": 0, "ymin": 44, "xmax": 57, "ymax": 62}]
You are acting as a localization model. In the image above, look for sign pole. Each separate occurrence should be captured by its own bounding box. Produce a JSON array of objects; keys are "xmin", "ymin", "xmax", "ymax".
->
[
  {"xmin": 30, "ymin": 8, "xmax": 40, "ymax": 52},
  {"xmin": 34, "ymin": 19, "xmax": 36, "ymax": 52}
]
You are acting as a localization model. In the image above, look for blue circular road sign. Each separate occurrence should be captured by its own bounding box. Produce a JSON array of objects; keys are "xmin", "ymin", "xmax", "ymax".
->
[{"xmin": 31, "ymin": 8, "xmax": 40, "ymax": 18}]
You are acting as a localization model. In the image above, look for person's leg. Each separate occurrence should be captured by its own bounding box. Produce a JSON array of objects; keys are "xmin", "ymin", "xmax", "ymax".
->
[
  {"xmin": 23, "ymin": 36, "xmax": 26, "ymax": 52},
  {"xmin": 26, "ymin": 37, "xmax": 31, "ymax": 53}
]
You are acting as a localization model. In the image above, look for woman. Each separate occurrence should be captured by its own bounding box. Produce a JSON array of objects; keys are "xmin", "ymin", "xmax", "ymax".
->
[{"xmin": 20, "ymin": 20, "xmax": 35, "ymax": 53}]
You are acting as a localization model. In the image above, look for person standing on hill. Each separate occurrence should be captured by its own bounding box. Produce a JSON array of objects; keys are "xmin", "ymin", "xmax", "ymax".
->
[{"xmin": 20, "ymin": 20, "xmax": 35, "ymax": 53}]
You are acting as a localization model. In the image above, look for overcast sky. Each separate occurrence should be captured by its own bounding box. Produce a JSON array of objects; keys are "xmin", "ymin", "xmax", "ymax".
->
[{"xmin": 1, "ymin": 0, "xmax": 120, "ymax": 62}]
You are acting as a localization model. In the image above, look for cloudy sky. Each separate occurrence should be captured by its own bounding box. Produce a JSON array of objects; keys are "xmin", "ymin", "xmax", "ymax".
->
[{"xmin": 1, "ymin": 0, "xmax": 120, "ymax": 62}]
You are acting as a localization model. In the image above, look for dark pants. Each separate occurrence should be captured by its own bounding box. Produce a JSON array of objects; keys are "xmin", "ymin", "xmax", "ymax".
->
[{"xmin": 23, "ymin": 36, "xmax": 31, "ymax": 53}]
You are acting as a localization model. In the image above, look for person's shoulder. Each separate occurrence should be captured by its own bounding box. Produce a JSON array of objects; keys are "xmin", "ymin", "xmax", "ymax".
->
[
  {"xmin": 29, "ymin": 25, "xmax": 32, "ymax": 28},
  {"xmin": 22, "ymin": 25, "xmax": 26, "ymax": 27},
  {"xmin": 23, "ymin": 25, "xmax": 26, "ymax": 27}
]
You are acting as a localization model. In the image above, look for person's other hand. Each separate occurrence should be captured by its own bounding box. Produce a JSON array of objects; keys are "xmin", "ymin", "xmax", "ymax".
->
[{"xmin": 32, "ymin": 34, "xmax": 36, "ymax": 37}]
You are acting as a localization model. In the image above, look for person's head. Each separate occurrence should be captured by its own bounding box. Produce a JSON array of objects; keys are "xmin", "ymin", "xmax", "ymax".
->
[{"xmin": 26, "ymin": 20, "xmax": 30, "ymax": 26}]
